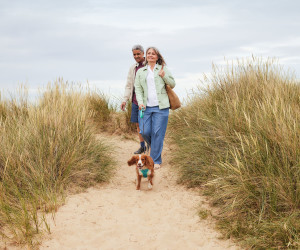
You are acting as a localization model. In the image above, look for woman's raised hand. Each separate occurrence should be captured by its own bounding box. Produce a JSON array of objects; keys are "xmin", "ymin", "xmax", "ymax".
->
[{"xmin": 159, "ymin": 65, "xmax": 165, "ymax": 78}]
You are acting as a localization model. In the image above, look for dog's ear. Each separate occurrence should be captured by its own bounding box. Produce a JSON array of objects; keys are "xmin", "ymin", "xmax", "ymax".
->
[
  {"xmin": 145, "ymin": 155, "xmax": 154, "ymax": 167},
  {"xmin": 145, "ymin": 155, "xmax": 149, "ymax": 166},
  {"xmin": 127, "ymin": 156, "xmax": 137, "ymax": 166}
]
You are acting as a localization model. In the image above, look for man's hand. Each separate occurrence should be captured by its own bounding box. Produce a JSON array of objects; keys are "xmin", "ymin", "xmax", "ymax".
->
[
  {"xmin": 120, "ymin": 102, "xmax": 126, "ymax": 111},
  {"xmin": 159, "ymin": 64, "xmax": 165, "ymax": 78}
]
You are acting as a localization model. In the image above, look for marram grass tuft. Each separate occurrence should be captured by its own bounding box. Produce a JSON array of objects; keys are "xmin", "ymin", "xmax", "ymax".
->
[
  {"xmin": 0, "ymin": 80, "xmax": 114, "ymax": 246},
  {"xmin": 168, "ymin": 57, "xmax": 300, "ymax": 249}
]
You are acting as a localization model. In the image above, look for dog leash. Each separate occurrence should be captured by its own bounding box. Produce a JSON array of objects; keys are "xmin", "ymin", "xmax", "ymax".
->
[{"xmin": 140, "ymin": 106, "xmax": 145, "ymax": 119}]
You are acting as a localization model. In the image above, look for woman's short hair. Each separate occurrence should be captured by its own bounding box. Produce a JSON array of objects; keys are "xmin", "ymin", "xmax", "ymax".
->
[
  {"xmin": 145, "ymin": 47, "xmax": 166, "ymax": 66},
  {"xmin": 132, "ymin": 45, "xmax": 144, "ymax": 53}
]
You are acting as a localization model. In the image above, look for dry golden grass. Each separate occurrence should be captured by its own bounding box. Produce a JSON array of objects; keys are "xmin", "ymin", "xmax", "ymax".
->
[
  {"xmin": 0, "ymin": 81, "xmax": 115, "ymax": 247},
  {"xmin": 168, "ymin": 57, "xmax": 300, "ymax": 249},
  {"xmin": 87, "ymin": 92, "xmax": 136, "ymax": 135}
]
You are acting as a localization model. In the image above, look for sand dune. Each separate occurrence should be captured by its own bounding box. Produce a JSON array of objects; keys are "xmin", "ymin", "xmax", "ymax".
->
[{"xmin": 40, "ymin": 134, "xmax": 239, "ymax": 250}]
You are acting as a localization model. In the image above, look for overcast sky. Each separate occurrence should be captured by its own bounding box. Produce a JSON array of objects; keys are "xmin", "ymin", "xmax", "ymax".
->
[{"xmin": 1, "ymin": 0, "xmax": 299, "ymax": 102}]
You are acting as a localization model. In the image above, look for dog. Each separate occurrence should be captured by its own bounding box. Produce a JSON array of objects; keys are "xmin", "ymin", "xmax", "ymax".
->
[{"xmin": 127, "ymin": 154, "xmax": 154, "ymax": 190}]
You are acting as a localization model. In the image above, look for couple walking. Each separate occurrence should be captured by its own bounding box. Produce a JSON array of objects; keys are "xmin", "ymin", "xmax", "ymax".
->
[{"xmin": 121, "ymin": 45, "xmax": 176, "ymax": 169}]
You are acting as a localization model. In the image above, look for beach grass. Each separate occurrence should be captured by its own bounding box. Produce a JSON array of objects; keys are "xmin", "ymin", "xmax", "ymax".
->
[
  {"xmin": 0, "ymin": 81, "xmax": 115, "ymax": 246},
  {"xmin": 87, "ymin": 91, "xmax": 136, "ymax": 134},
  {"xmin": 168, "ymin": 57, "xmax": 300, "ymax": 248}
]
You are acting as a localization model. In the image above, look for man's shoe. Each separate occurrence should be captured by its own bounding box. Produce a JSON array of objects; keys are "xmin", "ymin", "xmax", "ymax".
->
[
  {"xmin": 134, "ymin": 146, "xmax": 146, "ymax": 154},
  {"xmin": 146, "ymin": 144, "xmax": 150, "ymax": 154}
]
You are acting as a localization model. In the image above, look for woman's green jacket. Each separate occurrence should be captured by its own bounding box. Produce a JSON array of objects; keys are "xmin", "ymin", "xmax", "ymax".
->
[{"xmin": 134, "ymin": 64, "xmax": 176, "ymax": 109}]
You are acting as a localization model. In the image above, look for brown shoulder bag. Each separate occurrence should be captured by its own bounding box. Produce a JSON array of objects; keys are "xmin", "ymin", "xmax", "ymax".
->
[
  {"xmin": 165, "ymin": 84, "xmax": 181, "ymax": 110},
  {"xmin": 161, "ymin": 65, "xmax": 181, "ymax": 110}
]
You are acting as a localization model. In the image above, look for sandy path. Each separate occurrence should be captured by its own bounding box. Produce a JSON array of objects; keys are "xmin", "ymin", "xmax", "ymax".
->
[{"xmin": 40, "ymin": 134, "xmax": 239, "ymax": 250}]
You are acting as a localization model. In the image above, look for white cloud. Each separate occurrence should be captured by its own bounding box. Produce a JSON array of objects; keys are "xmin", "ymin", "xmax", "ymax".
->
[
  {"xmin": 88, "ymin": 79, "xmax": 125, "ymax": 102},
  {"xmin": 68, "ymin": 6, "xmax": 229, "ymax": 33},
  {"xmin": 0, "ymin": 0, "xmax": 300, "ymax": 98},
  {"xmin": 239, "ymin": 36, "xmax": 300, "ymax": 54}
]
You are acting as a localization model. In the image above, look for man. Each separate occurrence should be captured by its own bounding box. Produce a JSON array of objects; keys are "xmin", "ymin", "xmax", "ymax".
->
[{"xmin": 121, "ymin": 45, "xmax": 146, "ymax": 154}]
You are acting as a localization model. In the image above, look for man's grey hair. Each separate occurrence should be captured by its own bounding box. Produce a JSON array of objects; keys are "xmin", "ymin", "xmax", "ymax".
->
[{"xmin": 132, "ymin": 45, "xmax": 144, "ymax": 53}]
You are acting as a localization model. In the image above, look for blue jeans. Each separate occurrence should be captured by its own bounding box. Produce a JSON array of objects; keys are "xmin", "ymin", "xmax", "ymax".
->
[
  {"xmin": 139, "ymin": 106, "xmax": 169, "ymax": 164},
  {"xmin": 130, "ymin": 102, "xmax": 139, "ymax": 123}
]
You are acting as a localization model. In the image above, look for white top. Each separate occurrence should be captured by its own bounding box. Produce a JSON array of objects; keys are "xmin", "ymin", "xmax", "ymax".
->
[{"xmin": 146, "ymin": 65, "xmax": 159, "ymax": 107}]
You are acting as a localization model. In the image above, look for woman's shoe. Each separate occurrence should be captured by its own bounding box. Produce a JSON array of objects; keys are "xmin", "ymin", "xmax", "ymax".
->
[{"xmin": 154, "ymin": 164, "xmax": 161, "ymax": 170}]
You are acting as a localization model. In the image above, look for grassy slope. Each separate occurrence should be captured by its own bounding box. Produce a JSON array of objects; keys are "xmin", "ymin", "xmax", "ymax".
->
[
  {"xmin": 0, "ymin": 82, "xmax": 115, "ymax": 246},
  {"xmin": 168, "ymin": 58, "xmax": 300, "ymax": 249}
]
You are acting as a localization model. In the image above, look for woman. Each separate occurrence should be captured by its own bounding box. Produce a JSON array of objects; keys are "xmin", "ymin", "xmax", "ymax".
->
[{"xmin": 134, "ymin": 47, "xmax": 176, "ymax": 169}]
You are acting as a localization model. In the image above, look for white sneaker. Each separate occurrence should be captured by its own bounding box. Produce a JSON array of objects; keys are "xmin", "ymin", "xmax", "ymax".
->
[{"xmin": 154, "ymin": 164, "xmax": 161, "ymax": 170}]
